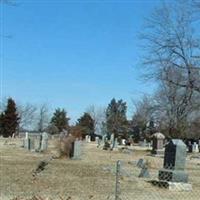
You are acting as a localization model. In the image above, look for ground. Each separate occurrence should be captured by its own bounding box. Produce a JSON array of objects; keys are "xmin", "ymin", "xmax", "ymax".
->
[{"xmin": 0, "ymin": 138, "xmax": 200, "ymax": 200}]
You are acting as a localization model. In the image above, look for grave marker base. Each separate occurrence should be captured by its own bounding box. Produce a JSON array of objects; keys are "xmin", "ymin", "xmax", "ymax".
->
[
  {"xmin": 159, "ymin": 169, "xmax": 188, "ymax": 183},
  {"xmin": 149, "ymin": 180, "xmax": 192, "ymax": 191}
]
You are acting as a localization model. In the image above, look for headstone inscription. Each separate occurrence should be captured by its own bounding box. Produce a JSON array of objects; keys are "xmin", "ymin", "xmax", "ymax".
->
[{"xmin": 159, "ymin": 139, "xmax": 188, "ymax": 183}]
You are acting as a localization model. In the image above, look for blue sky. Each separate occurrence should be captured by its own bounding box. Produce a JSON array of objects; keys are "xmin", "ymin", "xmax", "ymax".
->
[{"xmin": 1, "ymin": 0, "xmax": 161, "ymax": 122}]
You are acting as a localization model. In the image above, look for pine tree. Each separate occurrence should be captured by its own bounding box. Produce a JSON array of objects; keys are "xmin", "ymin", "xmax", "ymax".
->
[
  {"xmin": 106, "ymin": 98, "xmax": 128, "ymax": 138},
  {"xmin": 0, "ymin": 113, "xmax": 5, "ymax": 136},
  {"xmin": 50, "ymin": 108, "xmax": 70, "ymax": 132},
  {"xmin": 1, "ymin": 98, "xmax": 20, "ymax": 137},
  {"xmin": 77, "ymin": 112, "xmax": 95, "ymax": 139}
]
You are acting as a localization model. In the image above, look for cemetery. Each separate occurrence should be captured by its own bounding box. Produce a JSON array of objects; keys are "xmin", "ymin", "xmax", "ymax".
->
[
  {"xmin": 1, "ymin": 134, "xmax": 200, "ymax": 200},
  {"xmin": 1, "ymin": 0, "xmax": 200, "ymax": 200}
]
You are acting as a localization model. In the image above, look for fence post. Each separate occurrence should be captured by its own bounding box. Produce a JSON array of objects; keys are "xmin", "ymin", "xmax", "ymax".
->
[{"xmin": 115, "ymin": 160, "xmax": 121, "ymax": 200}]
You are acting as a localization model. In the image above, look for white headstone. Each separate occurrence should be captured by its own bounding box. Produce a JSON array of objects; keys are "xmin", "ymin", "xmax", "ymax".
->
[
  {"xmin": 193, "ymin": 142, "xmax": 199, "ymax": 153},
  {"xmin": 73, "ymin": 140, "xmax": 82, "ymax": 159},
  {"xmin": 24, "ymin": 132, "xmax": 30, "ymax": 149},
  {"xmin": 95, "ymin": 136, "xmax": 99, "ymax": 143}
]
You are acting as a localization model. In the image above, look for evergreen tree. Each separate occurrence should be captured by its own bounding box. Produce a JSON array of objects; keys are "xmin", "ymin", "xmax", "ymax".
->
[
  {"xmin": 0, "ymin": 113, "xmax": 5, "ymax": 136},
  {"xmin": 50, "ymin": 108, "xmax": 70, "ymax": 132},
  {"xmin": 106, "ymin": 98, "xmax": 128, "ymax": 138},
  {"xmin": 0, "ymin": 98, "xmax": 20, "ymax": 137},
  {"xmin": 77, "ymin": 112, "xmax": 95, "ymax": 139}
]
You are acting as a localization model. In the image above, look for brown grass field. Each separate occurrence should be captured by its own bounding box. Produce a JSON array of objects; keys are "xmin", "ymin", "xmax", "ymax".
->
[{"xmin": 0, "ymin": 138, "xmax": 200, "ymax": 200}]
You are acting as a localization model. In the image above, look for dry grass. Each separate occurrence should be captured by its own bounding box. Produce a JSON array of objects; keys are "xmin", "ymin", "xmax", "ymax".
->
[{"xmin": 0, "ymin": 138, "xmax": 200, "ymax": 200}]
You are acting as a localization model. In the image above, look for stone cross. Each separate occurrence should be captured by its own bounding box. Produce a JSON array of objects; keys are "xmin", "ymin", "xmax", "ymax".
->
[{"xmin": 159, "ymin": 139, "xmax": 188, "ymax": 183}]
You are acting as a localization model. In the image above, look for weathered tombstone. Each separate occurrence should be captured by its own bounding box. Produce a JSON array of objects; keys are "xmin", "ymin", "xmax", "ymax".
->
[
  {"xmin": 114, "ymin": 138, "xmax": 118, "ymax": 148},
  {"xmin": 110, "ymin": 133, "xmax": 114, "ymax": 143},
  {"xmin": 60, "ymin": 131, "xmax": 65, "ymax": 140},
  {"xmin": 85, "ymin": 135, "xmax": 91, "ymax": 143},
  {"xmin": 137, "ymin": 159, "xmax": 146, "ymax": 168},
  {"xmin": 159, "ymin": 139, "xmax": 188, "ymax": 183},
  {"xmin": 110, "ymin": 133, "xmax": 115, "ymax": 149},
  {"xmin": 151, "ymin": 132, "xmax": 165, "ymax": 155},
  {"xmin": 187, "ymin": 141, "xmax": 193, "ymax": 153},
  {"xmin": 35, "ymin": 133, "xmax": 42, "ymax": 151},
  {"xmin": 41, "ymin": 132, "xmax": 48, "ymax": 151},
  {"xmin": 24, "ymin": 132, "xmax": 30, "ymax": 150},
  {"xmin": 72, "ymin": 140, "xmax": 82, "ymax": 159},
  {"xmin": 95, "ymin": 136, "xmax": 99, "ymax": 143},
  {"xmin": 29, "ymin": 138, "xmax": 35, "ymax": 150},
  {"xmin": 139, "ymin": 165, "xmax": 150, "ymax": 178},
  {"xmin": 97, "ymin": 137, "xmax": 101, "ymax": 148},
  {"xmin": 102, "ymin": 135, "xmax": 106, "ymax": 143},
  {"xmin": 143, "ymin": 139, "xmax": 147, "ymax": 147},
  {"xmin": 147, "ymin": 142, "xmax": 151, "ymax": 149},
  {"xmin": 192, "ymin": 142, "xmax": 199, "ymax": 153}
]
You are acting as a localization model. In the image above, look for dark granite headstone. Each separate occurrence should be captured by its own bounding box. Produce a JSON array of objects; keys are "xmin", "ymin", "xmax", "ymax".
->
[{"xmin": 159, "ymin": 139, "xmax": 188, "ymax": 183}]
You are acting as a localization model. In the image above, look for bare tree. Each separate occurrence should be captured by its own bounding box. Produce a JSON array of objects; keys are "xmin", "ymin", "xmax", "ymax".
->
[
  {"xmin": 86, "ymin": 105, "xmax": 106, "ymax": 135},
  {"xmin": 138, "ymin": 0, "xmax": 200, "ymax": 138},
  {"xmin": 37, "ymin": 104, "xmax": 50, "ymax": 132},
  {"xmin": 141, "ymin": 0, "xmax": 200, "ymax": 93},
  {"xmin": 17, "ymin": 103, "xmax": 37, "ymax": 131},
  {"xmin": 132, "ymin": 95, "xmax": 156, "ymax": 130}
]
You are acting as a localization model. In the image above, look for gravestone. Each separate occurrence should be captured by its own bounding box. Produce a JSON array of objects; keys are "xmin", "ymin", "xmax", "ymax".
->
[
  {"xmin": 147, "ymin": 142, "xmax": 151, "ymax": 149},
  {"xmin": 29, "ymin": 138, "xmax": 35, "ymax": 150},
  {"xmin": 192, "ymin": 142, "xmax": 199, "ymax": 153},
  {"xmin": 24, "ymin": 132, "xmax": 30, "ymax": 150},
  {"xmin": 41, "ymin": 132, "xmax": 48, "ymax": 151},
  {"xmin": 151, "ymin": 132, "xmax": 165, "ymax": 155},
  {"xmin": 139, "ymin": 165, "xmax": 150, "ymax": 178},
  {"xmin": 110, "ymin": 133, "xmax": 115, "ymax": 149},
  {"xmin": 85, "ymin": 135, "xmax": 91, "ymax": 142},
  {"xmin": 188, "ymin": 141, "xmax": 193, "ymax": 153},
  {"xmin": 95, "ymin": 136, "xmax": 99, "ymax": 143},
  {"xmin": 114, "ymin": 138, "xmax": 118, "ymax": 148},
  {"xmin": 159, "ymin": 139, "xmax": 188, "ymax": 183},
  {"xmin": 35, "ymin": 134, "xmax": 42, "ymax": 151},
  {"xmin": 137, "ymin": 159, "xmax": 146, "ymax": 168},
  {"xmin": 72, "ymin": 140, "xmax": 82, "ymax": 159},
  {"xmin": 97, "ymin": 137, "xmax": 101, "ymax": 148}
]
